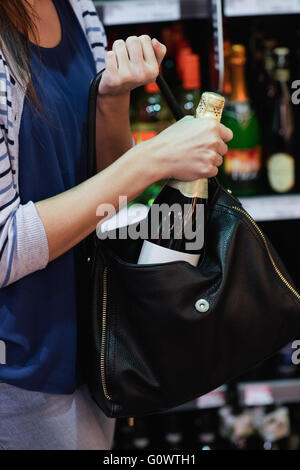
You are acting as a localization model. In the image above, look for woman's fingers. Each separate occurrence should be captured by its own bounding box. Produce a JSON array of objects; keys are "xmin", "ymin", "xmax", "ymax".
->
[
  {"xmin": 125, "ymin": 36, "xmax": 144, "ymax": 65},
  {"xmin": 105, "ymin": 51, "xmax": 118, "ymax": 76},
  {"xmin": 140, "ymin": 35, "xmax": 158, "ymax": 65},
  {"xmin": 219, "ymin": 123, "xmax": 233, "ymax": 143},
  {"xmin": 216, "ymin": 139, "xmax": 228, "ymax": 156},
  {"xmin": 112, "ymin": 39, "xmax": 130, "ymax": 70},
  {"xmin": 214, "ymin": 153, "xmax": 224, "ymax": 167},
  {"xmin": 151, "ymin": 38, "xmax": 167, "ymax": 66},
  {"xmin": 99, "ymin": 36, "xmax": 167, "ymax": 96}
]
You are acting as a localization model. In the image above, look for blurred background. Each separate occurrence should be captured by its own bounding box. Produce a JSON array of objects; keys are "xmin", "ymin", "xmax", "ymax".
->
[{"xmin": 95, "ymin": 0, "xmax": 300, "ymax": 451}]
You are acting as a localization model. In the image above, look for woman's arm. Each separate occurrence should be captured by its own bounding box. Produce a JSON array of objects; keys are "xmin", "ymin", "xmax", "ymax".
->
[
  {"xmin": 35, "ymin": 144, "xmax": 152, "ymax": 262},
  {"xmin": 96, "ymin": 92, "xmax": 132, "ymax": 171},
  {"xmin": 95, "ymin": 36, "xmax": 166, "ymax": 171},
  {"xmin": 36, "ymin": 117, "xmax": 232, "ymax": 263}
]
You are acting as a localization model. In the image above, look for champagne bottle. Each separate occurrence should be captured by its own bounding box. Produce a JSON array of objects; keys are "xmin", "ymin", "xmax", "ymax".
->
[
  {"xmin": 221, "ymin": 44, "xmax": 262, "ymax": 196},
  {"xmin": 255, "ymin": 40, "xmax": 277, "ymax": 124},
  {"xmin": 265, "ymin": 47, "xmax": 296, "ymax": 194},
  {"xmin": 137, "ymin": 92, "xmax": 225, "ymax": 266}
]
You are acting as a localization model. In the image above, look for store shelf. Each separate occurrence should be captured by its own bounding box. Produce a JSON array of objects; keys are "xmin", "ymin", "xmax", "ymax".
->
[
  {"xmin": 171, "ymin": 379, "xmax": 300, "ymax": 412},
  {"xmin": 239, "ymin": 194, "xmax": 300, "ymax": 222},
  {"xmin": 94, "ymin": 0, "xmax": 210, "ymax": 25},
  {"xmin": 239, "ymin": 380, "xmax": 300, "ymax": 406},
  {"xmin": 224, "ymin": 0, "xmax": 300, "ymax": 17}
]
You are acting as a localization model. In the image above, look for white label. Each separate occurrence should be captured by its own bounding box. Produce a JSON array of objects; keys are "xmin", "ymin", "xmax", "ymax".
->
[
  {"xmin": 224, "ymin": 0, "xmax": 300, "ymax": 16},
  {"xmin": 244, "ymin": 385, "xmax": 274, "ymax": 407},
  {"xmin": 103, "ymin": 0, "xmax": 180, "ymax": 25},
  {"xmin": 138, "ymin": 240, "xmax": 200, "ymax": 266},
  {"xmin": 239, "ymin": 194, "xmax": 300, "ymax": 222},
  {"xmin": 262, "ymin": 407, "xmax": 290, "ymax": 443},
  {"xmin": 267, "ymin": 153, "xmax": 295, "ymax": 194}
]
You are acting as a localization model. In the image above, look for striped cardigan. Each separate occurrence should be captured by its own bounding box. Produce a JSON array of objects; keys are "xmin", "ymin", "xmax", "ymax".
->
[{"xmin": 0, "ymin": 0, "xmax": 106, "ymax": 287}]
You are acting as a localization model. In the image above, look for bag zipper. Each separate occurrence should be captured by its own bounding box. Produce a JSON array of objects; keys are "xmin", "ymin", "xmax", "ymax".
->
[
  {"xmin": 101, "ymin": 266, "xmax": 112, "ymax": 400},
  {"xmin": 232, "ymin": 206, "xmax": 300, "ymax": 300},
  {"xmin": 100, "ymin": 267, "xmax": 136, "ymax": 426}
]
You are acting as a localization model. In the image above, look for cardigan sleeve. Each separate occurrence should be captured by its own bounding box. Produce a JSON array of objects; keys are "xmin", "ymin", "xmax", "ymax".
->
[
  {"xmin": 0, "ymin": 70, "xmax": 49, "ymax": 288},
  {"xmin": 0, "ymin": 0, "xmax": 108, "ymax": 287},
  {"xmin": 0, "ymin": 132, "xmax": 49, "ymax": 287}
]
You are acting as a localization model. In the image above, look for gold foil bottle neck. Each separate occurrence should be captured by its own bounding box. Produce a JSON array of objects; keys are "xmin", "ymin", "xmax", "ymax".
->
[
  {"xmin": 168, "ymin": 178, "xmax": 208, "ymax": 199},
  {"xmin": 168, "ymin": 92, "xmax": 225, "ymax": 199},
  {"xmin": 231, "ymin": 44, "xmax": 246, "ymax": 66},
  {"xmin": 196, "ymin": 92, "xmax": 225, "ymax": 123}
]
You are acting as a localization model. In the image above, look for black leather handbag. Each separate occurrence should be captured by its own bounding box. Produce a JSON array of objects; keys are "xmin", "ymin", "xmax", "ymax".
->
[{"xmin": 83, "ymin": 71, "xmax": 300, "ymax": 419}]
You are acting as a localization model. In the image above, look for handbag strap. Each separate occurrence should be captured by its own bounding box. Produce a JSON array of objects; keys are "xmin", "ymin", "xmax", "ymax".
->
[{"xmin": 86, "ymin": 71, "xmax": 185, "ymax": 179}]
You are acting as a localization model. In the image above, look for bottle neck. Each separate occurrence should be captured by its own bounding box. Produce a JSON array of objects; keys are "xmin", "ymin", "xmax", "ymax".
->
[
  {"xmin": 274, "ymin": 68, "xmax": 290, "ymax": 83},
  {"xmin": 230, "ymin": 63, "xmax": 249, "ymax": 102},
  {"xmin": 223, "ymin": 59, "xmax": 232, "ymax": 96},
  {"xmin": 168, "ymin": 94, "xmax": 224, "ymax": 199}
]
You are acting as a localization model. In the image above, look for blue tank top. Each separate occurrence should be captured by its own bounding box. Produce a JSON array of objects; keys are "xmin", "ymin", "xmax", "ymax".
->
[{"xmin": 0, "ymin": 0, "xmax": 96, "ymax": 393}]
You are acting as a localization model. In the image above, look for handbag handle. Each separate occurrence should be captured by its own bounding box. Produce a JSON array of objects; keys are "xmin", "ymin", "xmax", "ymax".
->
[{"xmin": 87, "ymin": 71, "xmax": 185, "ymax": 179}]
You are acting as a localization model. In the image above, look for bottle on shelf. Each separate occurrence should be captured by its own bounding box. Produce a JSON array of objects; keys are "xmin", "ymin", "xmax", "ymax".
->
[
  {"xmin": 161, "ymin": 27, "xmax": 180, "ymax": 94},
  {"xmin": 137, "ymin": 91, "xmax": 225, "ymax": 266},
  {"xmin": 223, "ymin": 39, "xmax": 232, "ymax": 98},
  {"xmin": 248, "ymin": 26, "xmax": 265, "ymax": 105},
  {"xmin": 254, "ymin": 39, "xmax": 277, "ymax": 126},
  {"xmin": 176, "ymin": 43, "xmax": 193, "ymax": 85},
  {"xmin": 260, "ymin": 405, "xmax": 291, "ymax": 450},
  {"xmin": 180, "ymin": 53, "xmax": 201, "ymax": 116},
  {"xmin": 264, "ymin": 47, "xmax": 296, "ymax": 194},
  {"xmin": 113, "ymin": 417, "xmax": 136, "ymax": 450},
  {"xmin": 195, "ymin": 410, "xmax": 219, "ymax": 450},
  {"xmin": 162, "ymin": 413, "xmax": 184, "ymax": 450},
  {"xmin": 131, "ymin": 81, "xmax": 173, "ymax": 207},
  {"xmin": 132, "ymin": 81, "xmax": 173, "ymax": 143},
  {"xmin": 221, "ymin": 44, "xmax": 262, "ymax": 196},
  {"xmin": 131, "ymin": 418, "xmax": 151, "ymax": 451},
  {"xmin": 264, "ymin": 40, "xmax": 277, "ymax": 81},
  {"xmin": 219, "ymin": 381, "xmax": 256, "ymax": 450}
]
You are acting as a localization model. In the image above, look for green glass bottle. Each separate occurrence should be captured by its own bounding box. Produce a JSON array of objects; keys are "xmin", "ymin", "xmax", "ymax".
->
[
  {"xmin": 131, "ymin": 82, "xmax": 173, "ymax": 207},
  {"xmin": 221, "ymin": 44, "xmax": 262, "ymax": 196}
]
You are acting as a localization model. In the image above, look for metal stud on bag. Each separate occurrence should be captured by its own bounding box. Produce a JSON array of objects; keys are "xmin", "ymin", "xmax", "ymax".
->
[{"xmin": 195, "ymin": 299, "xmax": 210, "ymax": 313}]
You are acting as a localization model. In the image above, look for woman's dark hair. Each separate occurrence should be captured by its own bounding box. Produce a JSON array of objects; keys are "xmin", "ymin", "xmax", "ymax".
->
[{"xmin": 0, "ymin": 0, "xmax": 39, "ymax": 106}]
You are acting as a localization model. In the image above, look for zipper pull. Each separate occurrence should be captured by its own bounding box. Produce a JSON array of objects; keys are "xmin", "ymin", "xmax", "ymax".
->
[{"xmin": 128, "ymin": 417, "xmax": 135, "ymax": 427}]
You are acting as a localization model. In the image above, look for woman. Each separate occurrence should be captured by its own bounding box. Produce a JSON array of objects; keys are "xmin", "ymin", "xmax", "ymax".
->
[{"xmin": 0, "ymin": 0, "xmax": 232, "ymax": 450}]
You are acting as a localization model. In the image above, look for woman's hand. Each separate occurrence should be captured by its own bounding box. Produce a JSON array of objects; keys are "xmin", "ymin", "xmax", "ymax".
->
[
  {"xmin": 141, "ymin": 116, "xmax": 233, "ymax": 182},
  {"xmin": 98, "ymin": 35, "xmax": 166, "ymax": 97}
]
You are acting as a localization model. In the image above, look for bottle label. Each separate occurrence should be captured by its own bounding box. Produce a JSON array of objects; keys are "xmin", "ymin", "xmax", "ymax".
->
[
  {"xmin": 267, "ymin": 153, "xmax": 295, "ymax": 193},
  {"xmin": 224, "ymin": 103, "xmax": 253, "ymax": 129},
  {"xmin": 224, "ymin": 147, "xmax": 262, "ymax": 181},
  {"xmin": 138, "ymin": 240, "xmax": 200, "ymax": 266},
  {"xmin": 132, "ymin": 130, "xmax": 158, "ymax": 144}
]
